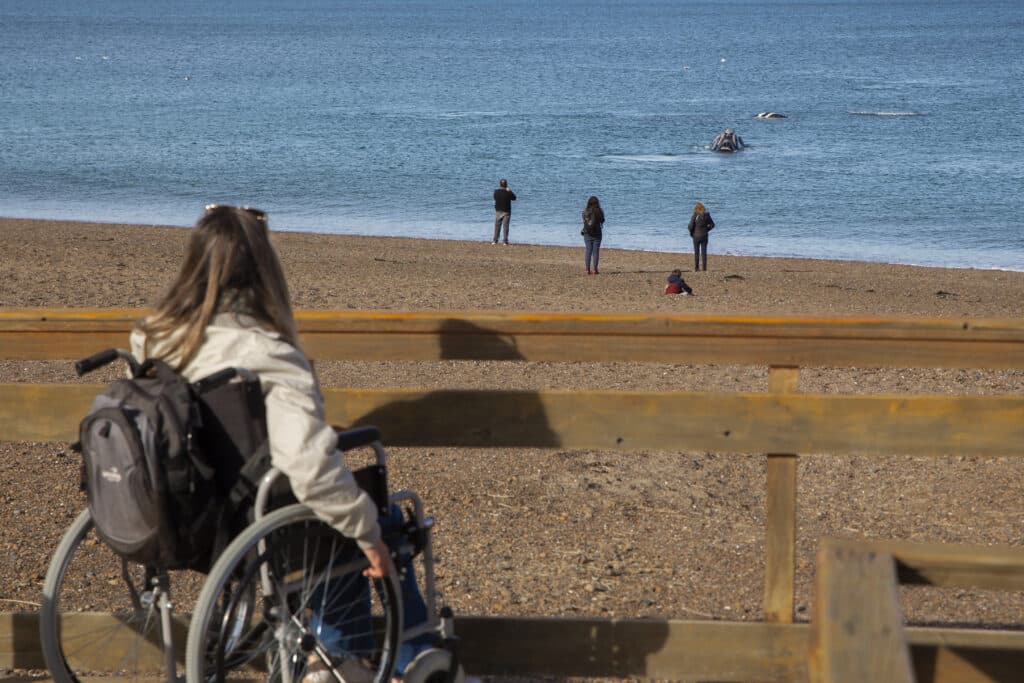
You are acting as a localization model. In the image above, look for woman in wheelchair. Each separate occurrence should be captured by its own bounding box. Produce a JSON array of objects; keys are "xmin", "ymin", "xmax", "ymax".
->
[{"xmin": 131, "ymin": 205, "xmax": 441, "ymax": 682}]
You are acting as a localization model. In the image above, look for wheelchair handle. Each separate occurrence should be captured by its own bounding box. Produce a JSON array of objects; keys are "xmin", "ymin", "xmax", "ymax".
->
[
  {"xmin": 75, "ymin": 348, "xmax": 137, "ymax": 376},
  {"xmin": 335, "ymin": 425, "xmax": 382, "ymax": 451},
  {"xmin": 191, "ymin": 366, "xmax": 258, "ymax": 394}
]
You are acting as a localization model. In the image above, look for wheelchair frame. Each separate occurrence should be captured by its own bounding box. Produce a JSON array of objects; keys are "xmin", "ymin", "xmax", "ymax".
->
[{"xmin": 40, "ymin": 368, "xmax": 457, "ymax": 683}]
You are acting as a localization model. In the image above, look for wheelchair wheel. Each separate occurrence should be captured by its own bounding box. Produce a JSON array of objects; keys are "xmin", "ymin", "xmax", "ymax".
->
[
  {"xmin": 40, "ymin": 508, "xmax": 178, "ymax": 683},
  {"xmin": 401, "ymin": 648, "xmax": 466, "ymax": 683},
  {"xmin": 186, "ymin": 504, "xmax": 402, "ymax": 683}
]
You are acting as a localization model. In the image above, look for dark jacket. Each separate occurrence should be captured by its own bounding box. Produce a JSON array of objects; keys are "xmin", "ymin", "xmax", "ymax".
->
[
  {"xmin": 665, "ymin": 274, "xmax": 693, "ymax": 295},
  {"xmin": 582, "ymin": 206, "xmax": 604, "ymax": 238},
  {"xmin": 688, "ymin": 211, "xmax": 714, "ymax": 240},
  {"xmin": 494, "ymin": 188, "xmax": 517, "ymax": 213}
]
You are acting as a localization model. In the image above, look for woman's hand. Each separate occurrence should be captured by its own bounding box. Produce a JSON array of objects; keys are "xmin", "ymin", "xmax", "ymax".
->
[{"xmin": 361, "ymin": 539, "xmax": 395, "ymax": 578}]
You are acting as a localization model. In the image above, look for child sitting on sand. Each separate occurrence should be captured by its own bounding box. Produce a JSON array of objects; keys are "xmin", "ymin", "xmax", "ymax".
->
[{"xmin": 665, "ymin": 269, "xmax": 694, "ymax": 296}]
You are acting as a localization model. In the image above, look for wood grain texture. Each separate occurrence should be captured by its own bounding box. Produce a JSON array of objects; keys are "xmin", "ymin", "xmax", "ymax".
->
[
  {"xmin": 765, "ymin": 367, "xmax": 801, "ymax": 624},
  {"xmin": 2, "ymin": 308, "xmax": 1024, "ymax": 367},
  {"xmin": 864, "ymin": 539, "xmax": 1024, "ymax": 592},
  {"xmin": 812, "ymin": 539, "xmax": 914, "ymax": 683},
  {"xmin": 3, "ymin": 384, "xmax": 1023, "ymax": 457},
  {"xmin": 4, "ymin": 613, "xmax": 1024, "ymax": 681}
]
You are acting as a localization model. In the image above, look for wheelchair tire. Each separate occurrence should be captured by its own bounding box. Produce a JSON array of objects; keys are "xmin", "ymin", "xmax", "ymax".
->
[
  {"xmin": 40, "ymin": 508, "xmax": 176, "ymax": 683},
  {"xmin": 401, "ymin": 647, "xmax": 466, "ymax": 683},
  {"xmin": 185, "ymin": 503, "xmax": 402, "ymax": 683}
]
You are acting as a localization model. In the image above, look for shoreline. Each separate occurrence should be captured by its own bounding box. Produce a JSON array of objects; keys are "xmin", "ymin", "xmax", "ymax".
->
[
  {"xmin": 4, "ymin": 214, "xmax": 1021, "ymax": 275},
  {"xmin": 2, "ymin": 216, "xmax": 1022, "ymax": 319}
]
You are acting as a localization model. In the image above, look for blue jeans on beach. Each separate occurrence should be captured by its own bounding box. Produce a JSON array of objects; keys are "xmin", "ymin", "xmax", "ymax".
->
[
  {"xmin": 693, "ymin": 235, "xmax": 708, "ymax": 271},
  {"xmin": 584, "ymin": 235, "xmax": 601, "ymax": 272},
  {"xmin": 309, "ymin": 505, "xmax": 435, "ymax": 676}
]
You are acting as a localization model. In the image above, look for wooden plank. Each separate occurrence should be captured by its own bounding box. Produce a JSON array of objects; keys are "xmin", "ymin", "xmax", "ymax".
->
[
  {"xmin": 454, "ymin": 616, "xmax": 809, "ymax": 680},
  {"xmin": 3, "ymin": 308, "xmax": 1024, "ymax": 342},
  {"xmin": 765, "ymin": 367, "xmax": 800, "ymax": 624},
  {"xmin": 0, "ymin": 384, "xmax": 97, "ymax": 442},
  {"xmin": 4, "ymin": 613, "xmax": 1024, "ymax": 681},
  {"xmin": 812, "ymin": 539, "xmax": 914, "ymax": 683},
  {"xmin": 0, "ymin": 612, "xmax": 187, "ymax": 671},
  {"xmin": 0, "ymin": 613, "xmax": 809, "ymax": 681},
  {"xmin": 857, "ymin": 540, "xmax": 1024, "ymax": 592},
  {"xmin": 2, "ymin": 309, "xmax": 1024, "ymax": 368},
  {"xmin": 907, "ymin": 627, "xmax": 1024, "ymax": 683},
  {"xmin": 3, "ymin": 384, "xmax": 1024, "ymax": 457}
]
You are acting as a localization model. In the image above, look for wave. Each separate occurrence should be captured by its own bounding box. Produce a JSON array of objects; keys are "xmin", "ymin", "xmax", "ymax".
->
[
  {"xmin": 849, "ymin": 110, "xmax": 925, "ymax": 117},
  {"xmin": 603, "ymin": 153, "xmax": 683, "ymax": 163}
]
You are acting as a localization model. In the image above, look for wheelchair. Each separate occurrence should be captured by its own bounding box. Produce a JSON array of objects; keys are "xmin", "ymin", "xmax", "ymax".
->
[{"xmin": 40, "ymin": 352, "xmax": 462, "ymax": 683}]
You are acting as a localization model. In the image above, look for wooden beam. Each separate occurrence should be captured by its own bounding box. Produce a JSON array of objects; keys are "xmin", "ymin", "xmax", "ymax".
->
[
  {"xmin": 855, "ymin": 540, "xmax": 1024, "ymax": 592},
  {"xmin": 3, "ymin": 384, "xmax": 1023, "ymax": 458},
  {"xmin": 2, "ymin": 308, "xmax": 1024, "ymax": 368},
  {"xmin": 0, "ymin": 613, "xmax": 810, "ymax": 680},
  {"xmin": 0, "ymin": 611, "xmax": 188, "ymax": 672},
  {"xmin": 4, "ymin": 613, "xmax": 1024, "ymax": 681},
  {"xmin": 812, "ymin": 539, "xmax": 914, "ymax": 683},
  {"xmin": 765, "ymin": 367, "xmax": 800, "ymax": 624},
  {"xmin": 454, "ymin": 616, "xmax": 809, "ymax": 680}
]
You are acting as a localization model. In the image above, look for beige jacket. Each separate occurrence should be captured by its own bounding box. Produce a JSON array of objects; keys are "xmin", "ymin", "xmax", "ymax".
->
[{"xmin": 130, "ymin": 313, "xmax": 382, "ymax": 549}]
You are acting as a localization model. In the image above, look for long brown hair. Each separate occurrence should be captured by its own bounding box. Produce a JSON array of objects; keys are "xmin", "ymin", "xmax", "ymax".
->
[
  {"xmin": 693, "ymin": 202, "xmax": 706, "ymax": 215},
  {"xmin": 585, "ymin": 195, "xmax": 605, "ymax": 223},
  {"xmin": 138, "ymin": 205, "xmax": 299, "ymax": 370}
]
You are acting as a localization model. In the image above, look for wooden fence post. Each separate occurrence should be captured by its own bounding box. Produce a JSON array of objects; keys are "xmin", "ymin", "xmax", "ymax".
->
[
  {"xmin": 811, "ymin": 539, "xmax": 914, "ymax": 683},
  {"xmin": 765, "ymin": 366, "xmax": 800, "ymax": 623}
]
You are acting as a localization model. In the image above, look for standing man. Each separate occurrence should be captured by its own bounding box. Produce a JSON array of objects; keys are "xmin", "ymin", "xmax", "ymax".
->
[{"xmin": 492, "ymin": 178, "xmax": 516, "ymax": 245}]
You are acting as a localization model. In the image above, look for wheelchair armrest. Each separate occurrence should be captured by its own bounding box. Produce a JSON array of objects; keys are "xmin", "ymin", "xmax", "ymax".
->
[{"xmin": 335, "ymin": 425, "xmax": 381, "ymax": 451}]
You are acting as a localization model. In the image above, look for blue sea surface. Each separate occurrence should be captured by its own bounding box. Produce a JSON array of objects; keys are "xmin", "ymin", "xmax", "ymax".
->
[{"xmin": 1, "ymin": 0, "xmax": 1022, "ymax": 270}]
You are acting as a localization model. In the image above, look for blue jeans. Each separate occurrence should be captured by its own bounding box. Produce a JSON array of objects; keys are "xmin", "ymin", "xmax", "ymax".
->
[
  {"xmin": 584, "ymin": 235, "xmax": 601, "ymax": 271},
  {"xmin": 309, "ymin": 505, "xmax": 435, "ymax": 676},
  {"xmin": 693, "ymin": 235, "xmax": 708, "ymax": 271}
]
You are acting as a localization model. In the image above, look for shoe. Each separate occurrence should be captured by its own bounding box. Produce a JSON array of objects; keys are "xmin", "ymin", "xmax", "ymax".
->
[
  {"xmin": 503, "ymin": 241, "xmax": 510, "ymax": 245},
  {"xmin": 490, "ymin": 241, "xmax": 498, "ymax": 245},
  {"xmin": 586, "ymin": 269, "xmax": 591, "ymax": 275},
  {"xmin": 593, "ymin": 270, "xmax": 599, "ymax": 275},
  {"xmin": 303, "ymin": 655, "xmax": 375, "ymax": 683},
  {"xmin": 683, "ymin": 292, "xmax": 694, "ymax": 296}
]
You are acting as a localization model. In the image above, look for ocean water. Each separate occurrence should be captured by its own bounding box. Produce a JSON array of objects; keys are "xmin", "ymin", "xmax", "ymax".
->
[{"xmin": 1, "ymin": 0, "xmax": 1022, "ymax": 270}]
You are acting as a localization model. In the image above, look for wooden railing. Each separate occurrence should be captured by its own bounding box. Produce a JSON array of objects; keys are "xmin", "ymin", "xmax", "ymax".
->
[
  {"xmin": 2, "ymin": 308, "xmax": 1023, "ymax": 681},
  {"xmin": 812, "ymin": 537, "xmax": 1024, "ymax": 683}
]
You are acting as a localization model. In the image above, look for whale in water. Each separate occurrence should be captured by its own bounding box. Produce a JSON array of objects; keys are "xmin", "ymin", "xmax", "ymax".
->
[
  {"xmin": 710, "ymin": 128, "xmax": 745, "ymax": 152},
  {"xmin": 754, "ymin": 112, "xmax": 787, "ymax": 118}
]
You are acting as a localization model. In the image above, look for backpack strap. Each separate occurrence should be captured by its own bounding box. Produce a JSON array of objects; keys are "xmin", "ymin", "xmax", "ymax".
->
[{"xmin": 226, "ymin": 440, "xmax": 272, "ymax": 507}]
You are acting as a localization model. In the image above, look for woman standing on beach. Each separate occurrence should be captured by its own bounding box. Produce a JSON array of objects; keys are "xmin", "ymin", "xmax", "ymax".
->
[
  {"xmin": 582, "ymin": 195, "xmax": 605, "ymax": 275},
  {"xmin": 687, "ymin": 201, "xmax": 715, "ymax": 271}
]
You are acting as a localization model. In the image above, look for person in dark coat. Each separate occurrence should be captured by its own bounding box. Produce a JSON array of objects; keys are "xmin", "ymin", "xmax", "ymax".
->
[
  {"xmin": 687, "ymin": 202, "xmax": 715, "ymax": 271},
  {"xmin": 581, "ymin": 195, "xmax": 605, "ymax": 275},
  {"xmin": 665, "ymin": 269, "xmax": 694, "ymax": 295},
  {"xmin": 492, "ymin": 178, "xmax": 517, "ymax": 244}
]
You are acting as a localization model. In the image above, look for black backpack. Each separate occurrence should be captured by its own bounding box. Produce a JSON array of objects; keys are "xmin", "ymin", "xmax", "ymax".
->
[{"xmin": 76, "ymin": 350, "xmax": 269, "ymax": 572}]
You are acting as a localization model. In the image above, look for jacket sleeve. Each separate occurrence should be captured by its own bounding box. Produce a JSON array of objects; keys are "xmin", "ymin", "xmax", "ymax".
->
[
  {"xmin": 247, "ymin": 337, "xmax": 383, "ymax": 550},
  {"xmin": 509, "ymin": 191, "xmax": 516, "ymax": 201},
  {"xmin": 706, "ymin": 213, "xmax": 715, "ymax": 230},
  {"xmin": 687, "ymin": 214, "xmax": 696, "ymax": 235}
]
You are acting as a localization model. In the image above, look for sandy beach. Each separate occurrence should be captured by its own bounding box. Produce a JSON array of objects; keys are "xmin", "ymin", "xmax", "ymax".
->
[{"xmin": 2, "ymin": 216, "xmax": 1023, "ymax": 631}]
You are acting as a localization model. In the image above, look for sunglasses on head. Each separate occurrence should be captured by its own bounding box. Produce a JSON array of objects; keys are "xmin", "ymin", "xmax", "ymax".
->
[{"xmin": 204, "ymin": 204, "xmax": 268, "ymax": 222}]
